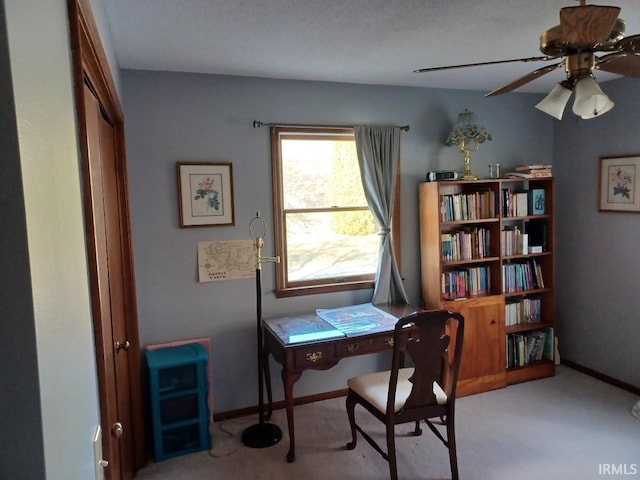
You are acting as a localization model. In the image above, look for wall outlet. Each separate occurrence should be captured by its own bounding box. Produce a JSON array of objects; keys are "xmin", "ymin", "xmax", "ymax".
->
[{"xmin": 93, "ymin": 425, "xmax": 108, "ymax": 480}]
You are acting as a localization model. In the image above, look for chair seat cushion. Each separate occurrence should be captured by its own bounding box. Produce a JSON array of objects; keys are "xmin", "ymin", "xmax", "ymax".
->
[{"xmin": 348, "ymin": 367, "xmax": 447, "ymax": 413}]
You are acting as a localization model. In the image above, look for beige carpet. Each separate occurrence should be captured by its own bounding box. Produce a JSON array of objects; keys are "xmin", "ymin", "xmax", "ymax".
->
[{"xmin": 135, "ymin": 366, "xmax": 640, "ymax": 480}]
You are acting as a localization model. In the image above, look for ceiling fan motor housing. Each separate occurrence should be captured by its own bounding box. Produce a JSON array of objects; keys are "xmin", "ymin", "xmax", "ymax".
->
[{"xmin": 565, "ymin": 52, "xmax": 595, "ymax": 80}]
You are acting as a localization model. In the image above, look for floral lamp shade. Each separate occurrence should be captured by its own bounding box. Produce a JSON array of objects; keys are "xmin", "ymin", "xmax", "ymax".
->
[{"xmin": 446, "ymin": 109, "xmax": 492, "ymax": 180}]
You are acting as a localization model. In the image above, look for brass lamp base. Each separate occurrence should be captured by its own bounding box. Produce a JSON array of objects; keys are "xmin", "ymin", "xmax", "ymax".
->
[{"xmin": 461, "ymin": 147, "xmax": 478, "ymax": 180}]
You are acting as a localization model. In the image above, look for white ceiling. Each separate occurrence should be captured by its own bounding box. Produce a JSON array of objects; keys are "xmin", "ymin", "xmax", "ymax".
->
[{"xmin": 102, "ymin": 0, "xmax": 640, "ymax": 94}]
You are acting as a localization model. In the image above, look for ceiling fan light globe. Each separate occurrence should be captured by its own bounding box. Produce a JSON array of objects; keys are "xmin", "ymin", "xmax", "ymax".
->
[
  {"xmin": 580, "ymin": 98, "xmax": 614, "ymax": 119},
  {"xmin": 572, "ymin": 76, "xmax": 613, "ymax": 117},
  {"xmin": 535, "ymin": 83, "xmax": 573, "ymax": 120}
]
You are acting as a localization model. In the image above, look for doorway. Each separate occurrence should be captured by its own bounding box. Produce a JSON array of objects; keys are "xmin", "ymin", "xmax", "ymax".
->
[{"xmin": 68, "ymin": 1, "xmax": 146, "ymax": 478}]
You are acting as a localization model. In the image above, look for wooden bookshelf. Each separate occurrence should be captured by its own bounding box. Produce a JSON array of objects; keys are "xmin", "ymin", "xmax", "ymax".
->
[{"xmin": 419, "ymin": 178, "xmax": 555, "ymax": 396}]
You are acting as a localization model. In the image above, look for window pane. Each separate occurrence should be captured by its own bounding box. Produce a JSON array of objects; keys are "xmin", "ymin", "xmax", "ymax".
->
[
  {"xmin": 285, "ymin": 211, "xmax": 379, "ymax": 283},
  {"xmin": 281, "ymin": 138, "xmax": 368, "ymax": 209}
]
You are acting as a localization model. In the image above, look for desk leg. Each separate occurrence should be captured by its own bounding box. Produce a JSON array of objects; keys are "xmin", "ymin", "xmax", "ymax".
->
[{"xmin": 282, "ymin": 368, "xmax": 302, "ymax": 463}]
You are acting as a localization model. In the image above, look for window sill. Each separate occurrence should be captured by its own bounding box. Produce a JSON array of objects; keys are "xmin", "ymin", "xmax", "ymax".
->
[{"xmin": 275, "ymin": 280, "xmax": 374, "ymax": 298}]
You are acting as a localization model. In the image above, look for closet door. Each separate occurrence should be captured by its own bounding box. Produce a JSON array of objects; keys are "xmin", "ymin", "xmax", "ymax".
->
[{"xmin": 84, "ymin": 83, "xmax": 134, "ymax": 479}]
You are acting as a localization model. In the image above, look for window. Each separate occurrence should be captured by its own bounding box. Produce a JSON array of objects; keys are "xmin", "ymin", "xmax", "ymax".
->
[{"xmin": 271, "ymin": 126, "xmax": 396, "ymax": 297}]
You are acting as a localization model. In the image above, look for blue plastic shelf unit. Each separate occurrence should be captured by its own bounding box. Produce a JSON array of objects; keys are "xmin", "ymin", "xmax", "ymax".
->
[{"xmin": 145, "ymin": 343, "xmax": 210, "ymax": 461}]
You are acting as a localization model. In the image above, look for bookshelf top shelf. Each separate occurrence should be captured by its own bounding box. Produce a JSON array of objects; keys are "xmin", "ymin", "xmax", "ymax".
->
[
  {"xmin": 506, "ymin": 321, "xmax": 554, "ymax": 334},
  {"xmin": 501, "ymin": 214, "xmax": 551, "ymax": 222},
  {"xmin": 442, "ymin": 218, "xmax": 500, "ymax": 225}
]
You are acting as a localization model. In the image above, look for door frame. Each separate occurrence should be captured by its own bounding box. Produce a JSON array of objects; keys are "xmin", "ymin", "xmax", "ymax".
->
[{"xmin": 67, "ymin": 0, "xmax": 147, "ymax": 473}]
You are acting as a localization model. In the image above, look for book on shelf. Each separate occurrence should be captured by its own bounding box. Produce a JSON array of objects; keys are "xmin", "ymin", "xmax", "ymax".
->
[
  {"xmin": 505, "ymin": 296, "xmax": 541, "ymax": 327},
  {"xmin": 442, "ymin": 266, "xmax": 490, "ymax": 300},
  {"xmin": 501, "ymin": 227, "xmax": 528, "ymax": 255},
  {"xmin": 502, "ymin": 189, "xmax": 541, "ymax": 217},
  {"xmin": 502, "ymin": 258, "xmax": 544, "ymax": 293},
  {"xmin": 515, "ymin": 164, "xmax": 552, "ymax": 172},
  {"xmin": 519, "ymin": 233, "xmax": 528, "ymax": 256},
  {"xmin": 502, "ymin": 188, "xmax": 513, "ymax": 217},
  {"xmin": 528, "ymin": 188, "xmax": 545, "ymax": 215},
  {"xmin": 505, "ymin": 171, "xmax": 553, "ymax": 179},
  {"xmin": 514, "ymin": 192, "xmax": 529, "ymax": 217},
  {"xmin": 439, "ymin": 190, "xmax": 496, "ymax": 222},
  {"xmin": 441, "ymin": 227, "xmax": 491, "ymax": 262},
  {"xmin": 506, "ymin": 328, "xmax": 550, "ymax": 368}
]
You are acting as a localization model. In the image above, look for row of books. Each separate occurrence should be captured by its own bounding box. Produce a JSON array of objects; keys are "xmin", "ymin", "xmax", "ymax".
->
[
  {"xmin": 502, "ymin": 258, "xmax": 545, "ymax": 293},
  {"xmin": 441, "ymin": 266, "xmax": 490, "ymax": 300},
  {"xmin": 505, "ymin": 164, "xmax": 553, "ymax": 179},
  {"xmin": 506, "ymin": 327, "xmax": 554, "ymax": 368},
  {"xmin": 505, "ymin": 297, "xmax": 542, "ymax": 326},
  {"xmin": 439, "ymin": 190, "xmax": 496, "ymax": 222},
  {"xmin": 501, "ymin": 227, "xmax": 528, "ymax": 256},
  {"xmin": 441, "ymin": 228, "xmax": 491, "ymax": 262},
  {"xmin": 502, "ymin": 188, "xmax": 545, "ymax": 217}
]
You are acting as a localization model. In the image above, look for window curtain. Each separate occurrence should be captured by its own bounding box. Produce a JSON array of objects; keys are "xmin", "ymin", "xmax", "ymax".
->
[{"xmin": 354, "ymin": 125, "xmax": 409, "ymax": 305}]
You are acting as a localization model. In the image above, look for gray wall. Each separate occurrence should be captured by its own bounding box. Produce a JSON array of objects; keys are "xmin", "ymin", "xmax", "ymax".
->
[
  {"xmin": 0, "ymin": 1, "xmax": 45, "ymax": 477},
  {"xmin": 121, "ymin": 69, "xmax": 553, "ymax": 413},
  {"xmin": 1, "ymin": 0, "xmax": 118, "ymax": 478},
  {"xmin": 554, "ymin": 77, "xmax": 640, "ymax": 388}
]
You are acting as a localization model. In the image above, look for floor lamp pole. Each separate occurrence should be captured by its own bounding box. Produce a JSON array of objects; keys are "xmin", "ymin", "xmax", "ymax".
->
[{"xmin": 241, "ymin": 214, "xmax": 282, "ymax": 448}]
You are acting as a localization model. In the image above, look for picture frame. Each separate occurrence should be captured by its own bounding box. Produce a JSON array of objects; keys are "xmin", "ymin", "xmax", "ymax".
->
[
  {"xmin": 177, "ymin": 162, "xmax": 235, "ymax": 227},
  {"xmin": 599, "ymin": 156, "xmax": 640, "ymax": 213}
]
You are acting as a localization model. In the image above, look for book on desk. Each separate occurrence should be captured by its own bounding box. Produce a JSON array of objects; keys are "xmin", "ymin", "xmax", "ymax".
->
[
  {"xmin": 266, "ymin": 303, "xmax": 409, "ymax": 344},
  {"xmin": 266, "ymin": 314, "xmax": 345, "ymax": 344},
  {"xmin": 316, "ymin": 303, "xmax": 400, "ymax": 336}
]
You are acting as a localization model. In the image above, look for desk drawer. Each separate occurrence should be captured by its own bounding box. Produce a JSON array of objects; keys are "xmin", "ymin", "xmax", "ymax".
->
[
  {"xmin": 293, "ymin": 344, "xmax": 335, "ymax": 369},
  {"xmin": 336, "ymin": 335, "xmax": 395, "ymax": 358}
]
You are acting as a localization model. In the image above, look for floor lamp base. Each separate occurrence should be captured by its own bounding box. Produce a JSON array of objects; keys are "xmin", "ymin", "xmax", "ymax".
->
[{"xmin": 241, "ymin": 422, "xmax": 283, "ymax": 448}]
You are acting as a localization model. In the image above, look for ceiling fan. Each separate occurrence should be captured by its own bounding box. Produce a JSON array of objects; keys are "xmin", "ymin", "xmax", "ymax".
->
[{"xmin": 415, "ymin": 1, "xmax": 640, "ymax": 119}]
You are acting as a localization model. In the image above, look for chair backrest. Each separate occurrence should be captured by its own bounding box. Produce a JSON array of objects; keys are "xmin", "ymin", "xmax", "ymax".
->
[{"xmin": 387, "ymin": 309, "xmax": 465, "ymax": 415}]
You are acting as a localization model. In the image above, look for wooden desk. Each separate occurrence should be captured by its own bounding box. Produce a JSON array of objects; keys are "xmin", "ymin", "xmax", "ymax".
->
[{"xmin": 262, "ymin": 303, "xmax": 419, "ymax": 462}]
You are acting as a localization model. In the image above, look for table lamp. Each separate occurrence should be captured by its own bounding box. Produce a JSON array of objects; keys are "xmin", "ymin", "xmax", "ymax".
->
[{"xmin": 445, "ymin": 109, "xmax": 492, "ymax": 180}]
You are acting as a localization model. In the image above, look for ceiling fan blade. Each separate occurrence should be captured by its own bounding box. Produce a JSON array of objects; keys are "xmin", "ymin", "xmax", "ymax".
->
[
  {"xmin": 617, "ymin": 34, "xmax": 640, "ymax": 53},
  {"xmin": 560, "ymin": 5, "xmax": 620, "ymax": 47},
  {"xmin": 485, "ymin": 63, "xmax": 562, "ymax": 97},
  {"xmin": 413, "ymin": 56, "xmax": 554, "ymax": 74},
  {"xmin": 597, "ymin": 53, "xmax": 640, "ymax": 78}
]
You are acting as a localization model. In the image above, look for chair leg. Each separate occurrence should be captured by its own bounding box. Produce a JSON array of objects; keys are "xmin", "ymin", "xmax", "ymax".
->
[
  {"xmin": 412, "ymin": 420, "xmax": 422, "ymax": 436},
  {"xmin": 446, "ymin": 413, "xmax": 459, "ymax": 480},
  {"xmin": 345, "ymin": 393, "xmax": 358, "ymax": 450},
  {"xmin": 386, "ymin": 424, "xmax": 398, "ymax": 480}
]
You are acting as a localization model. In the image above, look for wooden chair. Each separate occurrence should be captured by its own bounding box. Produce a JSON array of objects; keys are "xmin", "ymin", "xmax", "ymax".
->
[{"xmin": 345, "ymin": 309, "xmax": 465, "ymax": 480}]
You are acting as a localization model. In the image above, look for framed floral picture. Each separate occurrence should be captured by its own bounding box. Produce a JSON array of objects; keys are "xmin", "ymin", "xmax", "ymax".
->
[
  {"xmin": 599, "ymin": 156, "xmax": 640, "ymax": 213},
  {"xmin": 177, "ymin": 162, "xmax": 235, "ymax": 227}
]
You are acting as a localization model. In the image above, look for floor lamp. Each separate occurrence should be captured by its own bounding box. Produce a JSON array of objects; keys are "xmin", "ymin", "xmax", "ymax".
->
[{"xmin": 241, "ymin": 213, "xmax": 283, "ymax": 448}]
